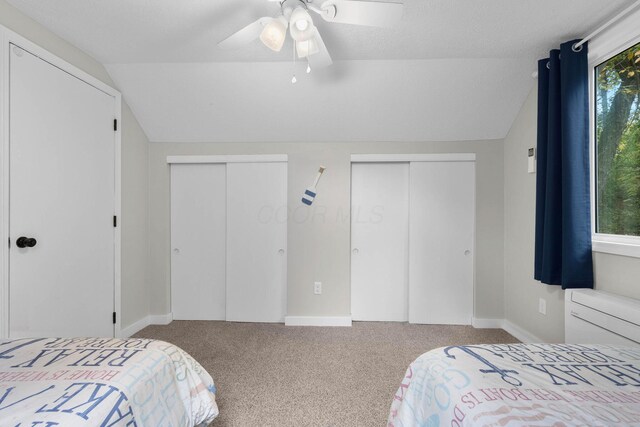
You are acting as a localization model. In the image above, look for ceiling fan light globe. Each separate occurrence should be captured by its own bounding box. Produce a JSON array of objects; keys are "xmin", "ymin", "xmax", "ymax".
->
[
  {"xmin": 296, "ymin": 38, "xmax": 319, "ymax": 58},
  {"xmin": 295, "ymin": 19, "xmax": 309, "ymax": 31},
  {"xmin": 260, "ymin": 16, "xmax": 288, "ymax": 52},
  {"xmin": 289, "ymin": 6, "xmax": 315, "ymax": 42}
]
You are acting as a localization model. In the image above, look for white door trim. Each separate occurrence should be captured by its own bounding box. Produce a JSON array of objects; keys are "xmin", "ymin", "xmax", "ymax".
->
[
  {"xmin": 0, "ymin": 24, "xmax": 122, "ymax": 338},
  {"xmin": 167, "ymin": 155, "xmax": 288, "ymax": 164},
  {"xmin": 351, "ymin": 153, "xmax": 476, "ymax": 163}
]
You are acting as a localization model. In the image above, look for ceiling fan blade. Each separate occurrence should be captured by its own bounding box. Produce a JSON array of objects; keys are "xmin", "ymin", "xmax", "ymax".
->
[
  {"xmin": 307, "ymin": 29, "xmax": 332, "ymax": 69},
  {"xmin": 320, "ymin": 0, "xmax": 403, "ymax": 27},
  {"xmin": 218, "ymin": 17, "xmax": 271, "ymax": 49}
]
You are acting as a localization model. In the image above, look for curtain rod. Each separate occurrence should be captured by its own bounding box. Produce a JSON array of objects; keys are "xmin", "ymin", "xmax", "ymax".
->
[{"xmin": 532, "ymin": 0, "xmax": 640, "ymax": 79}]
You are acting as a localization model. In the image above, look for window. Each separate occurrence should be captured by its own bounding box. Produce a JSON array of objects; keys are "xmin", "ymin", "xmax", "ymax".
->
[{"xmin": 595, "ymin": 41, "xmax": 640, "ymax": 239}]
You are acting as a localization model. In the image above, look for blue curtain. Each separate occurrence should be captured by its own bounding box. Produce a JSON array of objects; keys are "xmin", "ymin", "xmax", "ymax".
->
[{"xmin": 534, "ymin": 39, "xmax": 593, "ymax": 289}]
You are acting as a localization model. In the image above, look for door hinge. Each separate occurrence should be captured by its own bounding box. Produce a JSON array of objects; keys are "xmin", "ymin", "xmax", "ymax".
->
[
  {"xmin": 7, "ymin": 238, "xmax": 10, "ymax": 248},
  {"xmin": 113, "ymin": 312, "xmax": 116, "ymax": 324},
  {"xmin": 113, "ymin": 119, "xmax": 118, "ymax": 132},
  {"xmin": 113, "ymin": 216, "xmax": 117, "ymax": 227}
]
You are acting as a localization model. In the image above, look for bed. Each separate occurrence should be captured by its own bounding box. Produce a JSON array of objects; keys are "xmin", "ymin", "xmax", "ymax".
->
[
  {"xmin": 389, "ymin": 289, "xmax": 640, "ymax": 426},
  {"xmin": 0, "ymin": 337, "xmax": 218, "ymax": 426},
  {"xmin": 388, "ymin": 343, "xmax": 640, "ymax": 426}
]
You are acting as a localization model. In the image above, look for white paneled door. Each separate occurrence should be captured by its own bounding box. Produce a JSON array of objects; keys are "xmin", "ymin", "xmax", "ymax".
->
[
  {"xmin": 9, "ymin": 45, "xmax": 116, "ymax": 337},
  {"xmin": 409, "ymin": 161, "xmax": 475, "ymax": 324},
  {"xmin": 226, "ymin": 162, "xmax": 287, "ymax": 323},
  {"xmin": 351, "ymin": 163, "xmax": 409, "ymax": 321},
  {"xmin": 171, "ymin": 164, "xmax": 227, "ymax": 320}
]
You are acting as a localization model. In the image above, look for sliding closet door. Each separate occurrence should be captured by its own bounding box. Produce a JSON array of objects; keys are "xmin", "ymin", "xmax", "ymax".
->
[
  {"xmin": 351, "ymin": 163, "xmax": 409, "ymax": 321},
  {"xmin": 171, "ymin": 164, "xmax": 227, "ymax": 320},
  {"xmin": 226, "ymin": 162, "xmax": 287, "ymax": 322},
  {"xmin": 409, "ymin": 161, "xmax": 475, "ymax": 325}
]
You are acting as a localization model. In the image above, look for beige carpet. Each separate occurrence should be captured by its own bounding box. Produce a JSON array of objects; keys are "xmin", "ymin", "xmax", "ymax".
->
[{"xmin": 135, "ymin": 321, "xmax": 517, "ymax": 427}]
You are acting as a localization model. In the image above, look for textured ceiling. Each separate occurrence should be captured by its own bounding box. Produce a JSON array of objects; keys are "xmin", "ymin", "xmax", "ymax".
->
[
  {"xmin": 4, "ymin": 0, "xmax": 633, "ymax": 64},
  {"xmin": 5, "ymin": 0, "xmax": 636, "ymax": 142},
  {"xmin": 105, "ymin": 59, "xmax": 535, "ymax": 143}
]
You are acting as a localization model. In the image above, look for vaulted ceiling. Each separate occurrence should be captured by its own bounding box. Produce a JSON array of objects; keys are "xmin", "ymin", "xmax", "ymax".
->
[{"xmin": 6, "ymin": 0, "xmax": 634, "ymax": 142}]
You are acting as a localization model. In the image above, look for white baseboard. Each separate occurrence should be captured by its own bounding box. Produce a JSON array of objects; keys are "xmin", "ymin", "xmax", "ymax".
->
[
  {"xmin": 120, "ymin": 312, "xmax": 174, "ymax": 338},
  {"xmin": 472, "ymin": 317, "xmax": 545, "ymax": 343},
  {"xmin": 285, "ymin": 316, "xmax": 352, "ymax": 327},
  {"xmin": 122, "ymin": 313, "xmax": 543, "ymax": 343},
  {"xmin": 120, "ymin": 316, "xmax": 151, "ymax": 338},
  {"xmin": 472, "ymin": 317, "xmax": 504, "ymax": 329},
  {"xmin": 149, "ymin": 312, "xmax": 173, "ymax": 325},
  {"xmin": 502, "ymin": 319, "xmax": 544, "ymax": 343}
]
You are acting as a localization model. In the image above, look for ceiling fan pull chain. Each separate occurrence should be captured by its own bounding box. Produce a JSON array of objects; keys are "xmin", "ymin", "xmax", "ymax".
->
[{"xmin": 292, "ymin": 41, "xmax": 297, "ymax": 84}]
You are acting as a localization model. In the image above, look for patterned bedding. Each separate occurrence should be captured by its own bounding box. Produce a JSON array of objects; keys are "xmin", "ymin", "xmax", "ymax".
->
[
  {"xmin": 0, "ymin": 337, "xmax": 218, "ymax": 426},
  {"xmin": 388, "ymin": 343, "xmax": 640, "ymax": 427}
]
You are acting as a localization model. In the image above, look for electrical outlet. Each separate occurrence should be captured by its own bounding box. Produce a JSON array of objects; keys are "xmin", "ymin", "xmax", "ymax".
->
[
  {"xmin": 314, "ymin": 282, "xmax": 322, "ymax": 295},
  {"xmin": 538, "ymin": 298, "xmax": 547, "ymax": 315}
]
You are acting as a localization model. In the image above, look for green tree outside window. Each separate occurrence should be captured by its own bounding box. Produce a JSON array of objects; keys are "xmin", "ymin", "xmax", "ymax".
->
[{"xmin": 596, "ymin": 41, "xmax": 640, "ymax": 236}]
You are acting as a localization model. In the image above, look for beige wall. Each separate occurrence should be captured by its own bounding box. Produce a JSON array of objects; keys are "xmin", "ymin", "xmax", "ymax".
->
[
  {"xmin": 148, "ymin": 140, "xmax": 505, "ymax": 320},
  {"xmin": 120, "ymin": 102, "xmax": 150, "ymax": 328},
  {"xmin": 504, "ymin": 86, "xmax": 640, "ymax": 343},
  {"xmin": 503, "ymin": 86, "xmax": 565, "ymax": 342},
  {"xmin": 0, "ymin": 0, "xmax": 150, "ymax": 329}
]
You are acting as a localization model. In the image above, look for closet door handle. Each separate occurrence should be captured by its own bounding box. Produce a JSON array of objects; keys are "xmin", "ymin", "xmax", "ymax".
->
[
  {"xmin": 464, "ymin": 250, "xmax": 471, "ymax": 256},
  {"xmin": 352, "ymin": 248, "xmax": 359, "ymax": 255},
  {"xmin": 278, "ymin": 249, "xmax": 285, "ymax": 255}
]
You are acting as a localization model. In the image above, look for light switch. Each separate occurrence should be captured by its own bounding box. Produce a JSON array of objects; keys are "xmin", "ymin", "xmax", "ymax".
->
[{"xmin": 528, "ymin": 148, "xmax": 536, "ymax": 174}]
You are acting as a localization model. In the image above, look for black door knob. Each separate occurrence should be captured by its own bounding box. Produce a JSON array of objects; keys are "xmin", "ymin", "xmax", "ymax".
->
[{"xmin": 16, "ymin": 237, "xmax": 37, "ymax": 248}]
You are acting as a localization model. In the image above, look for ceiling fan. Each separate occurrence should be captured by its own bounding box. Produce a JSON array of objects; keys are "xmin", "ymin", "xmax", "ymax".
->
[{"xmin": 218, "ymin": 0, "xmax": 403, "ymax": 72}]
